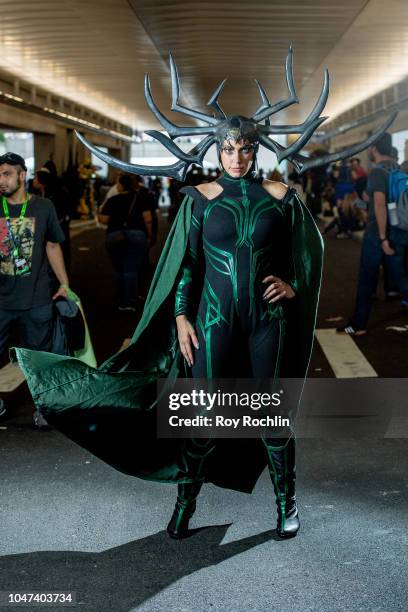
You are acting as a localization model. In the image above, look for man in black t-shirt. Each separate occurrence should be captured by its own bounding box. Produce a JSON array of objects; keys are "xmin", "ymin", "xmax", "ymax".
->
[
  {"xmin": 337, "ymin": 133, "xmax": 408, "ymax": 335},
  {"xmin": 0, "ymin": 153, "xmax": 70, "ymax": 426}
]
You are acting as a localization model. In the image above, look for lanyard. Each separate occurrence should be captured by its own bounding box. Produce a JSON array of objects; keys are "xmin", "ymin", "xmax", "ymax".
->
[
  {"xmin": 2, "ymin": 194, "xmax": 29, "ymax": 222},
  {"xmin": 2, "ymin": 194, "xmax": 29, "ymax": 257}
]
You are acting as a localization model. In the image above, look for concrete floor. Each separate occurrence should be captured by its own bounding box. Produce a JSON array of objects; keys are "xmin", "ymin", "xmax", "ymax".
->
[
  {"xmin": 1, "ymin": 214, "xmax": 407, "ymax": 611},
  {"xmin": 1, "ymin": 412, "xmax": 407, "ymax": 611}
]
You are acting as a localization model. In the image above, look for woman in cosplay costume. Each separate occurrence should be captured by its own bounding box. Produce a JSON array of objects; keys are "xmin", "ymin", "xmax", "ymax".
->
[{"xmin": 13, "ymin": 48, "xmax": 395, "ymax": 539}]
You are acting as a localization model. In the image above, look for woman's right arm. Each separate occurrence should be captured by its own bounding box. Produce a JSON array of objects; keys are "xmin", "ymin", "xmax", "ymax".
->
[
  {"xmin": 176, "ymin": 315, "xmax": 199, "ymax": 367},
  {"xmin": 174, "ymin": 197, "xmax": 204, "ymax": 367}
]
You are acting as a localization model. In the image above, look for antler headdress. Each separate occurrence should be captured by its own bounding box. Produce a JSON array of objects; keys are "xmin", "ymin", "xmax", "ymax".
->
[{"xmin": 76, "ymin": 47, "xmax": 396, "ymax": 180}]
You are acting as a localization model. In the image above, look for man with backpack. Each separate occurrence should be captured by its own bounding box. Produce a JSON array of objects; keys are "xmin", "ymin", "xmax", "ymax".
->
[{"xmin": 337, "ymin": 132, "xmax": 408, "ymax": 335}]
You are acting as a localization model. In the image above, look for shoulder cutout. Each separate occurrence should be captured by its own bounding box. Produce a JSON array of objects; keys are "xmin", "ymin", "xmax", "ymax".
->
[
  {"xmin": 262, "ymin": 180, "xmax": 289, "ymax": 201},
  {"xmin": 195, "ymin": 181, "xmax": 223, "ymax": 201}
]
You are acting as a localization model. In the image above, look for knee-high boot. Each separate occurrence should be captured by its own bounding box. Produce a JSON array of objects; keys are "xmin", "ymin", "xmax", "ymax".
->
[
  {"xmin": 167, "ymin": 481, "xmax": 203, "ymax": 539},
  {"xmin": 265, "ymin": 437, "xmax": 300, "ymax": 538}
]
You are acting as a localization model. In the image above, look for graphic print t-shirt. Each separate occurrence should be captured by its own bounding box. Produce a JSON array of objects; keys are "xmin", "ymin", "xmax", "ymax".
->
[{"xmin": 0, "ymin": 195, "xmax": 65, "ymax": 309}]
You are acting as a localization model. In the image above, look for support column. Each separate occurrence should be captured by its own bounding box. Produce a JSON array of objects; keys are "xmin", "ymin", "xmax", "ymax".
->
[
  {"xmin": 33, "ymin": 133, "xmax": 55, "ymax": 171},
  {"xmin": 54, "ymin": 125, "xmax": 69, "ymax": 174}
]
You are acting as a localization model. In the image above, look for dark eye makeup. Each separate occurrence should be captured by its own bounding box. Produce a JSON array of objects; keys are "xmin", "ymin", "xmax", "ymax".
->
[{"xmin": 222, "ymin": 146, "xmax": 253, "ymax": 154}]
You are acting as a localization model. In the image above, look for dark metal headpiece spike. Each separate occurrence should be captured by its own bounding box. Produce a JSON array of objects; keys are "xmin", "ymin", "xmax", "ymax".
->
[
  {"xmin": 288, "ymin": 111, "xmax": 398, "ymax": 173},
  {"xmin": 252, "ymin": 46, "xmax": 299, "ymax": 122},
  {"xmin": 169, "ymin": 53, "xmax": 218, "ymax": 126},
  {"xmin": 75, "ymin": 130, "xmax": 215, "ymax": 181},
  {"xmin": 145, "ymin": 130, "xmax": 215, "ymax": 164},
  {"xmin": 144, "ymin": 73, "xmax": 215, "ymax": 139},
  {"xmin": 254, "ymin": 79, "xmax": 270, "ymax": 117},
  {"xmin": 207, "ymin": 79, "xmax": 227, "ymax": 119}
]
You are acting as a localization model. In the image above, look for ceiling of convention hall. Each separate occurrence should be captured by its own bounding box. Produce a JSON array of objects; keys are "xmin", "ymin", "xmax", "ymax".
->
[{"xmin": 0, "ymin": 0, "xmax": 407, "ymax": 131}]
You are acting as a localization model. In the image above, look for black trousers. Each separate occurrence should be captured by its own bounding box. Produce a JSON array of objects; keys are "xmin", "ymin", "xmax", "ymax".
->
[{"xmin": 0, "ymin": 303, "xmax": 53, "ymax": 360}]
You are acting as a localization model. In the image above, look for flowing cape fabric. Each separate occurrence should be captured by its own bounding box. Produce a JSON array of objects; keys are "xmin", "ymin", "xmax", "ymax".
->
[{"xmin": 12, "ymin": 189, "xmax": 323, "ymax": 493}]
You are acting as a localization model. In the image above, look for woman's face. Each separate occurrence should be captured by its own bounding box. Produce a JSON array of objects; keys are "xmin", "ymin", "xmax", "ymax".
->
[{"xmin": 220, "ymin": 139, "xmax": 255, "ymax": 178}]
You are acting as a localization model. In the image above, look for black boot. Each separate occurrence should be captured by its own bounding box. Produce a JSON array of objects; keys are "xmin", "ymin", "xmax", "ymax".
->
[
  {"xmin": 265, "ymin": 437, "xmax": 300, "ymax": 538},
  {"xmin": 167, "ymin": 482, "xmax": 203, "ymax": 539}
]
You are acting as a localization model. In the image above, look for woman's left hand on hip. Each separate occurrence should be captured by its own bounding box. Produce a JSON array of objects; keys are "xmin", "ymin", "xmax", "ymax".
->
[{"xmin": 262, "ymin": 275, "xmax": 295, "ymax": 303}]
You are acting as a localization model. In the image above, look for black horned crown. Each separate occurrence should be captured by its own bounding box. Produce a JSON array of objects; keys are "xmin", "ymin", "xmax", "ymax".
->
[{"xmin": 76, "ymin": 47, "xmax": 396, "ymax": 180}]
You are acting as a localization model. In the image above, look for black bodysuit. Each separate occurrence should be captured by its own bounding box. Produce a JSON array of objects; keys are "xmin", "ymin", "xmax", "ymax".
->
[{"xmin": 175, "ymin": 172, "xmax": 296, "ymax": 379}]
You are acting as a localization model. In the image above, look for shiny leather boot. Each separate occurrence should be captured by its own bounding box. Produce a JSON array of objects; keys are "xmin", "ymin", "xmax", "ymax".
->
[
  {"xmin": 167, "ymin": 482, "xmax": 203, "ymax": 539},
  {"xmin": 265, "ymin": 437, "xmax": 300, "ymax": 538}
]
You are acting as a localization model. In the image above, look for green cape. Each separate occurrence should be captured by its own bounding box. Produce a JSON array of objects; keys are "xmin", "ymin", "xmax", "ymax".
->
[{"xmin": 12, "ymin": 189, "xmax": 323, "ymax": 493}]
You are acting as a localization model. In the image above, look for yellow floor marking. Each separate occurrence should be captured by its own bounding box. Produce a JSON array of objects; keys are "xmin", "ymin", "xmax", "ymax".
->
[
  {"xmin": 0, "ymin": 363, "xmax": 26, "ymax": 392},
  {"xmin": 315, "ymin": 329, "xmax": 377, "ymax": 378}
]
